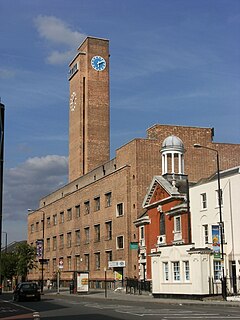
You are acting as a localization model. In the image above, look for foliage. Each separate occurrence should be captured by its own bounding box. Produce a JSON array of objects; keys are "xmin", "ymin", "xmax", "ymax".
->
[{"xmin": 1, "ymin": 242, "xmax": 36, "ymax": 280}]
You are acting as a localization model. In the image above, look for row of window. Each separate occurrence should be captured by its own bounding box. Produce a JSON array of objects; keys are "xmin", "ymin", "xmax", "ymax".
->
[
  {"xmin": 163, "ymin": 261, "xmax": 190, "ymax": 282},
  {"xmin": 200, "ymin": 189, "xmax": 223, "ymax": 210},
  {"xmin": 30, "ymin": 199, "xmax": 124, "ymax": 233}
]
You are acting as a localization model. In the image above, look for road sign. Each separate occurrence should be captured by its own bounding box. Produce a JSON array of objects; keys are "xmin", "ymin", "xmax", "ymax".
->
[{"xmin": 59, "ymin": 258, "xmax": 64, "ymax": 269}]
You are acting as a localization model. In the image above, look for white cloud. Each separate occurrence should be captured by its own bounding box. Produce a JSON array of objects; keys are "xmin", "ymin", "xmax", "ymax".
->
[
  {"xmin": 34, "ymin": 15, "xmax": 86, "ymax": 65},
  {"xmin": 3, "ymin": 155, "xmax": 68, "ymax": 225}
]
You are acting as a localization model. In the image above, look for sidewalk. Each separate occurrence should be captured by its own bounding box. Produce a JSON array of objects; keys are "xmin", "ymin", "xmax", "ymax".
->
[{"xmin": 46, "ymin": 287, "xmax": 240, "ymax": 307}]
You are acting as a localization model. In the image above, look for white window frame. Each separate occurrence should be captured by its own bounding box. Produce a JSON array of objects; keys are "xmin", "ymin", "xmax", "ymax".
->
[
  {"xmin": 174, "ymin": 216, "xmax": 181, "ymax": 233},
  {"xmin": 214, "ymin": 260, "xmax": 222, "ymax": 280},
  {"xmin": 172, "ymin": 261, "xmax": 180, "ymax": 281},
  {"xmin": 203, "ymin": 224, "xmax": 209, "ymax": 244},
  {"xmin": 201, "ymin": 192, "xmax": 207, "ymax": 210},
  {"xmin": 163, "ymin": 262, "xmax": 169, "ymax": 281},
  {"xmin": 184, "ymin": 261, "xmax": 190, "ymax": 281}
]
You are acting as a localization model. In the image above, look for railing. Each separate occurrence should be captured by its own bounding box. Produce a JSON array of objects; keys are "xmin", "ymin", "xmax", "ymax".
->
[
  {"xmin": 125, "ymin": 278, "xmax": 151, "ymax": 294},
  {"xmin": 208, "ymin": 277, "xmax": 240, "ymax": 296}
]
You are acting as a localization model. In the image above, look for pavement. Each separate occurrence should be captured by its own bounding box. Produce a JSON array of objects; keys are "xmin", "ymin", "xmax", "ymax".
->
[{"xmin": 45, "ymin": 287, "xmax": 240, "ymax": 307}]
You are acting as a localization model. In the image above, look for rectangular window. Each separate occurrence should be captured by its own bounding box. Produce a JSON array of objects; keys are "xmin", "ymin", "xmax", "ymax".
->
[
  {"xmin": 184, "ymin": 261, "xmax": 190, "ymax": 281},
  {"xmin": 116, "ymin": 203, "xmax": 124, "ymax": 217},
  {"xmin": 94, "ymin": 224, "xmax": 100, "ymax": 242},
  {"xmin": 173, "ymin": 261, "xmax": 180, "ymax": 281},
  {"xmin": 46, "ymin": 238, "xmax": 50, "ymax": 252},
  {"xmin": 75, "ymin": 230, "xmax": 80, "ymax": 246},
  {"xmin": 84, "ymin": 227, "xmax": 90, "ymax": 244},
  {"xmin": 75, "ymin": 255, "xmax": 80, "ymax": 270},
  {"xmin": 53, "ymin": 236, "xmax": 57, "ymax": 251},
  {"xmin": 67, "ymin": 208, "xmax": 72, "ymax": 221},
  {"xmin": 174, "ymin": 216, "xmax": 181, "ymax": 233},
  {"xmin": 201, "ymin": 193, "xmax": 207, "ymax": 209},
  {"xmin": 53, "ymin": 214, "xmax": 57, "ymax": 226},
  {"xmin": 84, "ymin": 254, "xmax": 90, "ymax": 271},
  {"xmin": 203, "ymin": 225, "xmax": 209, "ymax": 244},
  {"xmin": 31, "ymin": 224, "xmax": 34, "ymax": 233},
  {"xmin": 94, "ymin": 197, "xmax": 100, "ymax": 211},
  {"xmin": 36, "ymin": 222, "xmax": 39, "ymax": 232},
  {"xmin": 95, "ymin": 252, "xmax": 100, "ymax": 270},
  {"xmin": 84, "ymin": 201, "xmax": 90, "ymax": 215},
  {"xmin": 53, "ymin": 258, "xmax": 57, "ymax": 272},
  {"xmin": 47, "ymin": 217, "xmax": 51, "ymax": 227},
  {"xmin": 106, "ymin": 250, "xmax": 112, "ymax": 269},
  {"xmin": 75, "ymin": 205, "xmax": 80, "ymax": 218},
  {"xmin": 59, "ymin": 234, "xmax": 64, "ymax": 249},
  {"xmin": 105, "ymin": 192, "xmax": 112, "ymax": 207},
  {"xmin": 116, "ymin": 235, "xmax": 124, "ymax": 249},
  {"xmin": 163, "ymin": 262, "xmax": 169, "ymax": 281},
  {"xmin": 67, "ymin": 232, "xmax": 72, "ymax": 248},
  {"xmin": 60, "ymin": 211, "xmax": 64, "ymax": 224},
  {"xmin": 215, "ymin": 189, "xmax": 223, "ymax": 207},
  {"xmin": 67, "ymin": 256, "xmax": 71, "ymax": 271},
  {"xmin": 214, "ymin": 260, "xmax": 222, "ymax": 280},
  {"xmin": 105, "ymin": 221, "xmax": 112, "ymax": 240}
]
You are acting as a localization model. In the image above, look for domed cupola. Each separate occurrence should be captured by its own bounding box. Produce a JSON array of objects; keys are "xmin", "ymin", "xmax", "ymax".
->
[{"xmin": 161, "ymin": 135, "xmax": 185, "ymax": 175}]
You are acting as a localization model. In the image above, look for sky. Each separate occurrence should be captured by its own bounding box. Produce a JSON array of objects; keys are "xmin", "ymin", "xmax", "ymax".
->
[{"xmin": 0, "ymin": 0, "xmax": 239, "ymax": 245}]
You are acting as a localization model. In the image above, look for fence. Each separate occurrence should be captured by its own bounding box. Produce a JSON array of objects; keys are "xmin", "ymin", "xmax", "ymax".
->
[
  {"xmin": 209, "ymin": 277, "xmax": 240, "ymax": 297},
  {"xmin": 125, "ymin": 278, "xmax": 151, "ymax": 295}
]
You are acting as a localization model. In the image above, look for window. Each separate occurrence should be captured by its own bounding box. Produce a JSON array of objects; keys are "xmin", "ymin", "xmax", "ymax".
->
[
  {"xmin": 75, "ymin": 255, "xmax": 80, "ymax": 270},
  {"xmin": 174, "ymin": 216, "xmax": 181, "ymax": 233},
  {"xmin": 140, "ymin": 226, "xmax": 144, "ymax": 239},
  {"xmin": 84, "ymin": 201, "xmax": 90, "ymax": 215},
  {"xmin": 67, "ymin": 208, "xmax": 72, "ymax": 221},
  {"xmin": 75, "ymin": 230, "xmax": 80, "ymax": 246},
  {"xmin": 215, "ymin": 189, "xmax": 223, "ymax": 207},
  {"xmin": 84, "ymin": 254, "xmax": 90, "ymax": 271},
  {"xmin": 106, "ymin": 221, "xmax": 112, "ymax": 240},
  {"xmin": 116, "ymin": 235, "xmax": 124, "ymax": 249},
  {"xmin": 116, "ymin": 203, "xmax": 124, "ymax": 217},
  {"xmin": 173, "ymin": 261, "xmax": 180, "ymax": 281},
  {"xmin": 184, "ymin": 261, "xmax": 190, "ymax": 281},
  {"xmin": 47, "ymin": 217, "xmax": 51, "ymax": 227},
  {"xmin": 53, "ymin": 214, "xmax": 57, "ymax": 226},
  {"xmin": 31, "ymin": 224, "xmax": 34, "ymax": 233},
  {"xmin": 106, "ymin": 250, "xmax": 112, "ymax": 269},
  {"xmin": 59, "ymin": 234, "xmax": 64, "ymax": 249},
  {"xmin": 60, "ymin": 211, "xmax": 64, "ymax": 223},
  {"xmin": 105, "ymin": 192, "xmax": 112, "ymax": 207},
  {"xmin": 75, "ymin": 205, "xmax": 80, "ymax": 218},
  {"xmin": 163, "ymin": 262, "xmax": 169, "ymax": 281},
  {"xmin": 67, "ymin": 256, "xmax": 71, "ymax": 271},
  {"xmin": 84, "ymin": 227, "xmax": 90, "ymax": 244},
  {"xmin": 160, "ymin": 213, "xmax": 165, "ymax": 235},
  {"xmin": 214, "ymin": 260, "xmax": 222, "ymax": 280},
  {"xmin": 67, "ymin": 232, "xmax": 72, "ymax": 247},
  {"xmin": 94, "ymin": 197, "xmax": 100, "ymax": 211},
  {"xmin": 53, "ymin": 258, "xmax": 57, "ymax": 272},
  {"xmin": 46, "ymin": 238, "xmax": 50, "ymax": 252},
  {"xmin": 203, "ymin": 225, "xmax": 209, "ymax": 244},
  {"xmin": 53, "ymin": 236, "xmax": 57, "ymax": 251},
  {"xmin": 95, "ymin": 252, "xmax": 100, "ymax": 270},
  {"xmin": 36, "ymin": 222, "xmax": 39, "ymax": 232},
  {"xmin": 201, "ymin": 193, "xmax": 207, "ymax": 209},
  {"xmin": 94, "ymin": 224, "xmax": 100, "ymax": 242}
]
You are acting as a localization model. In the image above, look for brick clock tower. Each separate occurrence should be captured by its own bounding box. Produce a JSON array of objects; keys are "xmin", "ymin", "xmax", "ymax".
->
[{"xmin": 68, "ymin": 37, "xmax": 110, "ymax": 182}]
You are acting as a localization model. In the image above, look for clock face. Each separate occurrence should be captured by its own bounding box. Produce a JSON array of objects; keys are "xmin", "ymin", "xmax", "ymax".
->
[
  {"xmin": 70, "ymin": 92, "xmax": 77, "ymax": 111},
  {"xmin": 91, "ymin": 56, "xmax": 106, "ymax": 71}
]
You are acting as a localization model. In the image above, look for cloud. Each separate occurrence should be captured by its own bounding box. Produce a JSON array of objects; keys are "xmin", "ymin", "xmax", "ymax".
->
[
  {"xmin": 34, "ymin": 15, "xmax": 86, "ymax": 65},
  {"xmin": 3, "ymin": 155, "xmax": 68, "ymax": 224}
]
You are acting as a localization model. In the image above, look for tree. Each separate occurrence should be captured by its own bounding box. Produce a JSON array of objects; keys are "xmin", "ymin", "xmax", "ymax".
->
[
  {"xmin": 15, "ymin": 242, "xmax": 36, "ymax": 281},
  {"xmin": 1, "ymin": 252, "xmax": 18, "ymax": 280}
]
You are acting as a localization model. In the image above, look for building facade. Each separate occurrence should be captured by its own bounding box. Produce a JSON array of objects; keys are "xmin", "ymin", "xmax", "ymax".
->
[{"xmin": 27, "ymin": 37, "xmax": 240, "ymax": 288}]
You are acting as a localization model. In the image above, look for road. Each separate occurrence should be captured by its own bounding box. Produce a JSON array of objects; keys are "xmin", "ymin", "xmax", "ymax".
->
[{"xmin": 1, "ymin": 292, "xmax": 240, "ymax": 319}]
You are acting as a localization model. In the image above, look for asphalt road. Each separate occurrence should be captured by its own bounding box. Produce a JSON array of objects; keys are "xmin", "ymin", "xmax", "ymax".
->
[{"xmin": 1, "ymin": 292, "xmax": 240, "ymax": 319}]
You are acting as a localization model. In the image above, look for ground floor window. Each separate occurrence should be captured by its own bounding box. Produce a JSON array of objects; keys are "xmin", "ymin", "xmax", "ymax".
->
[
  {"xmin": 173, "ymin": 261, "xmax": 180, "ymax": 281},
  {"xmin": 163, "ymin": 262, "xmax": 169, "ymax": 281},
  {"xmin": 214, "ymin": 260, "xmax": 222, "ymax": 280},
  {"xmin": 184, "ymin": 261, "xmax": 190, "ymax": 281}
]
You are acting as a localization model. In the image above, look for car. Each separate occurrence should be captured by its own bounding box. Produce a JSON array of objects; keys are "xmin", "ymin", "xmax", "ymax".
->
[{"xmin": 13, "ymin": 282, "xmax": 41, "ymax": 302}]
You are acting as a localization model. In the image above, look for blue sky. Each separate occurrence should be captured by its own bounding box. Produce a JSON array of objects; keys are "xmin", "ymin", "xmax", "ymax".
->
[{"xmin": 0, "ymin": 0, "xmax": 239, "ymax": 244}]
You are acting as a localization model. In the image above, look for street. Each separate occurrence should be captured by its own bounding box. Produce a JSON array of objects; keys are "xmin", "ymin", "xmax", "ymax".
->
[{"xmin": 1, "ymin": 292, "xmax": 240, "ymax": 319}]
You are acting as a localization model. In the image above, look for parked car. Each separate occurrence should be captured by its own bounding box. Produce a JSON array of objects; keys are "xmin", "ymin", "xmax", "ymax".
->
[{"xmin": 13, "ymin": 282, "xmax": 41, "ymax": 301}]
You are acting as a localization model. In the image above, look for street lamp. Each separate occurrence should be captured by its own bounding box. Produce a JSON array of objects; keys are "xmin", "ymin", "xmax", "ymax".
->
[
  {"xmin": 194, "ymin": 144, "xmax": 226, "ymax": 299},
  {"xmin": 28, "ymin": 209, "xmax": 45, "ymax": 293},
  {"xmin": 2, "ymin": 231, "xmax": 7, "ymax": 252}
]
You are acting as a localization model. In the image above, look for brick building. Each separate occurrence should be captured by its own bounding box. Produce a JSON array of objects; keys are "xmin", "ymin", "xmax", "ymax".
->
[{"xmin": 27, "ymin": 37, "xmax": 240, "ymax": 287}]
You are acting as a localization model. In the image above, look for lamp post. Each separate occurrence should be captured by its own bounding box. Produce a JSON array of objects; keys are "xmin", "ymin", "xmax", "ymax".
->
[
  {"xmin": 28, "ymin": 209, "xmax": 45, "ymax": 293},
  {"xmin": 194, "ymin": 144, "xmax": 226, "ymax": 299},
  {"xmin": 2, "ymin": 231, "xmax": 7, "ymax": 252}
]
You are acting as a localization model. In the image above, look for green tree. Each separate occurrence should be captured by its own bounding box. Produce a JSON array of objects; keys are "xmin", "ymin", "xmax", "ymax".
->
[
  {"xmin": 1, "ymin": 252, "xmax": 18, "ymax": 280},
  {"xmin": 15, "ymin": 243, "xmax": 36, "ymax": 281}
]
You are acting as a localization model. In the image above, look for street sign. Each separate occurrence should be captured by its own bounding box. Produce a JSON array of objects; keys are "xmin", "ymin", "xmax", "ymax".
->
[{"xmin": 59, "ymin": 258, "xmax": 64, "ymax": 269}]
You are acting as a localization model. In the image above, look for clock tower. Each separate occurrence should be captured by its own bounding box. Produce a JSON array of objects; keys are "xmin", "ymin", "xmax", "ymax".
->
[{"xmin": 68, "ymin": 37, "xmax": 110, "ymax": 182}]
